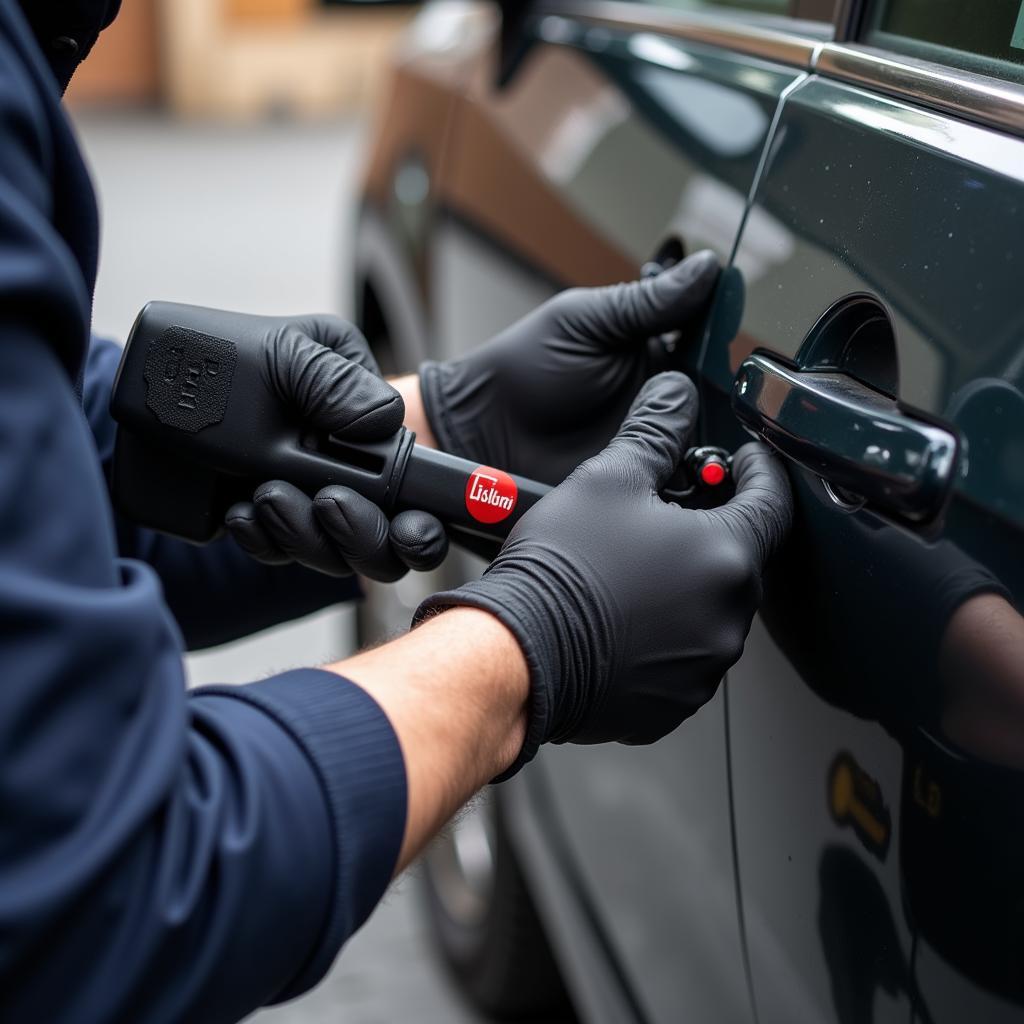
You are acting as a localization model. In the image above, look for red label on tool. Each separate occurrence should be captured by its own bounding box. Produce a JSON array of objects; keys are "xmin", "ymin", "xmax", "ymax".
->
[{"xmin": 465, "ymin": 466, "xmax": 518, "ymax": 524}]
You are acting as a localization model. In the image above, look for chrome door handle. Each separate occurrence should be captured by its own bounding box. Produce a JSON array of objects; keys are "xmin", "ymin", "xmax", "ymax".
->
[{"xmin": 732, "ymin": 353, "xmax": 959, "ymax": 522}]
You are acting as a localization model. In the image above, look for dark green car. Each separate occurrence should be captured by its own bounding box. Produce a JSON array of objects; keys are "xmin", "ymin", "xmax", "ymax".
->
[{"xmin": 354, "ymin": 2, "xmax": 1024, "ymax": 1021}]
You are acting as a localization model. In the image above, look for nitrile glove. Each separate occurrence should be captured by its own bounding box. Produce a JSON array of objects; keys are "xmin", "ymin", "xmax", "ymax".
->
[
  {"xmin": 221, "ymin": 313, "xmax": 448, "ymax": 580},
  {"xmin": 419, "ymin": 251, "xmax": 720, "ymax": 485},
  {"xmin": 415, "ymin": 372, "xmax": 793, "ymax": 776}
]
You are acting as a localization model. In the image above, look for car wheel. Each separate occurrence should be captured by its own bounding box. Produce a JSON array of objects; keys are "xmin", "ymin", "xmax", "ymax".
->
[{"xmin": 421, "ymin": 790, "xmax": 577, "ymax": 1021}]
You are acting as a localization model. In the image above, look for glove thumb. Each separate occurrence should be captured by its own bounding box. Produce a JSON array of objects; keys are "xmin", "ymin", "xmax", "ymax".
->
[
  {"xmin": 596, "ymin": 371, "xmax": 698, "ymax": 489},
  {"xmin": 714, "ymin": 442, "xmax": 794, "ymax": 570},
  {"xmin": 564, "ymin": 249, "xmax": 720, "ymax": 347},
  {"xmin": 267, "ymin": 326, "xmax": 404, "ymax": 440}
]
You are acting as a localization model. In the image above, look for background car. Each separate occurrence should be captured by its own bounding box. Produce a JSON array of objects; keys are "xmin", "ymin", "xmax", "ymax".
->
[{"xmin": 353, "ymin": 2, "xmax": 1024, "ymax": 1022}]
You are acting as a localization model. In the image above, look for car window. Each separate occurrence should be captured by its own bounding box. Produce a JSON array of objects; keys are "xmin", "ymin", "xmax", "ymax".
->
[{"xmin": 863, "ymin": 0, "xmax": 1024, "ymax": 83}]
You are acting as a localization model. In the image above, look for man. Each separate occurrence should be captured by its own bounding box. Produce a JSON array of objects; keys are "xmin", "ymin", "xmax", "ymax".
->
[{"xmin": 0, "ymin": 2, "xmax": 792, "ymax": 1022}]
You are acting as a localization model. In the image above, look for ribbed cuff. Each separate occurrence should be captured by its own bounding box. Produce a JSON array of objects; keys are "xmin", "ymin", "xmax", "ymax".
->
[
  {"xmin": 418, "ymin": 361, "xmax": 468, "ymax": 461},
  {"xmin": 198, "ymin": 669, "xmax": 407, "ymax": 999}
]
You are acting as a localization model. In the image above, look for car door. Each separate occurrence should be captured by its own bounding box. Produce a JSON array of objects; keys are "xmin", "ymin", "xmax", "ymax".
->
[
  {"xmin": 428, "ymin": 3, "xmax": 830, "ymax": 1021},
  {"xmin": 701, "ymin": 5, "xmax": 1024, "ymax": 1022}
]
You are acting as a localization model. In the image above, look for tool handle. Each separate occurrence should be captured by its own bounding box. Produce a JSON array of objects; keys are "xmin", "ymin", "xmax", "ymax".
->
[{"xmin": 399, "ymin": 446, "xmax": 550, "ymax": 539}]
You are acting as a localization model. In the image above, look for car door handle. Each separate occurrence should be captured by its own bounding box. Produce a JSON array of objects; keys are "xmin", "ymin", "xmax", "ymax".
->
[{"xmin": 732, "ymin": 353, "xmax": 959, "ymax": 522}]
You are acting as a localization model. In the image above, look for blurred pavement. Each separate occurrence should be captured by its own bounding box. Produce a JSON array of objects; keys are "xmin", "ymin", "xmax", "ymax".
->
[{"xmin": 75, "ymin": 111, "xmax": 486, "ymax": 1024}]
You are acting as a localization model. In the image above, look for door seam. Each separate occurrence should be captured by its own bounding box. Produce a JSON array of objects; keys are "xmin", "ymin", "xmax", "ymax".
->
[
  {"xmin": 723, "ymin": 679, "xmax": 761, "ymax": 1024},
  {"xmin": 695, "ymin": 70, "xmax": 813, "ymax": 377}
]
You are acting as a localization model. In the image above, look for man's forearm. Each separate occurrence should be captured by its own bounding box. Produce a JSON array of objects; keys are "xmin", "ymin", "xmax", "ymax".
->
[
  {"xmin": 326, "ymin": 608, "xmax": 528, "ymax": 870},
  {"xmin": 327, "ymin": 374, "xmax": 526, "ymax": 871}
]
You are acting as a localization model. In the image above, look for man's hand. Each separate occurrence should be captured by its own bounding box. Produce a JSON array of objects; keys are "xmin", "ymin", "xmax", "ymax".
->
[
  {"xmin": 415, "ymin": 372, "xmax": 793, "ymax": 775},
  {"xmin": 417, "ymin": 251, "xmax": 720, "ymax": 483},
  {"xmin": 223, "ymin": 313, "xmax": 449, "ymax": 580}
]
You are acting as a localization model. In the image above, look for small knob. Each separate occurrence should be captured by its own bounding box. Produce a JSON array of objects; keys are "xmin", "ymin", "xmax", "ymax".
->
[
  {"xmin": 686, "ymin": 446, "xmax": 732, "ymax": 489},
  {"xmin": 699, "ymin": 459, "xmax": 727, "ymax": 487}
]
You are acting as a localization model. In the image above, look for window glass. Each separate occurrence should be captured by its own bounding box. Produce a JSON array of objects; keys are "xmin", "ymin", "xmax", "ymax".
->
[{"xmin": 865, "ymin": 0, "xmax": 1024, "ymax": 81}]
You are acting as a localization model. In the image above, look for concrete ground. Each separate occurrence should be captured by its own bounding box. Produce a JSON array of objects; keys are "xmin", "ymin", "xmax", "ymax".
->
[{"xmin": 75, "ymin": 111, "xmax": 487, "ymax": 1024}]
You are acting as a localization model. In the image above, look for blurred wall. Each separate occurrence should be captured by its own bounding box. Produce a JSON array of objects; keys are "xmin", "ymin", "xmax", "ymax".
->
[
  {"xmin": 67, "ymin": 0, "xmax": 416, "ymax": 119},
  {"xmin": 66, "ymin": 0, "xmax": 160, "ymax": 107}
]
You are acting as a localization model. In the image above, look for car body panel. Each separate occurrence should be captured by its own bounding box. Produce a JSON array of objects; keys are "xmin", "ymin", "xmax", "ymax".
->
[{"xmin": 703, "ymin": 74, "xmax": 1024, "ymax": 1024}]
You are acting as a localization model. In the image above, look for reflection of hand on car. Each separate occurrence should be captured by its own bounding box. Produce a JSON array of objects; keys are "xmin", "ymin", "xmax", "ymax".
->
[
  {"xmin": 763, "ymin": 507, "xmax": 1019, "ymax": 757},
  {"xmin": 831, "ymin": 527, "xmax": 1023, "ymax": 765},
  {"xmin": 415, "ymin": 373, "xmax": 793, "ymax": 775},
  {"xmin": 940, "ymin": 592, "xmax": 1024, "ymax": 768},
  {"xmin": 413, "ymin": 250, "xmax": 720, "ymax": 484}
]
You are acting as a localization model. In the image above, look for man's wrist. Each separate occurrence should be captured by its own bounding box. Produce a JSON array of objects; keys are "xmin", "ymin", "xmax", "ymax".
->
[
  {"xmin": 399, "ymin": 607, "xmax": 530, "ymax": 775},
  {"xmin": 391, "ymin": 373, "xmax": 438, "ymax": 450}
]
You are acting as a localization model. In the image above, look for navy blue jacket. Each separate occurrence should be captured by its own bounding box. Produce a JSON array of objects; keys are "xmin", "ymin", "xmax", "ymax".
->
[{"xmin": 0, "ymin": 3, "xmax": 407, "ymax": 1021}]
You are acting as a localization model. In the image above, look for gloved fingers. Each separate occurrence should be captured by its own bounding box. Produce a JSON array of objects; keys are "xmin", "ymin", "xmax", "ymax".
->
[
  {"xmin": 225, "ymin": 500, "xmax": 293, "ymax": 565},
  {"xmin": 719, "ymin": 442, "xmax": 794, "ymax": 569},
  {"xmin": 594, "ymin": 371, "xmax": 698, "ymax": 489},
  {"xmin": 390, "ymin": 510, "xmax": 449, "ymax": 571},
  {"xmin": 253, "ymin": 480, "xmax": 355, "ymax": 577},
  {"xmin": 293, "ymin": 316, "xmax": 383, "ymax": 374},
  {"xmin": 556, "ymin": 249, "xmax": 720, "ymax": 349},
  {"xmin": 267, "ymin": 327, "xmax": 404, "ymax": 440},
  {"xmin": 313, "ymin": 485, "xmax": 408, "ymax": 582},
  {"xmin": 311, "ymin": 349, "xmax": 404, "ymax": 440},
  {"xmin": 314, "ymin": 492, "xmax": 448, "ymax": 579}
]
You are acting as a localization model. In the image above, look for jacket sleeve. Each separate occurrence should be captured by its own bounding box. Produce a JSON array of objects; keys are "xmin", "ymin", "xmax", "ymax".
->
[
  {"xmin": 83, "ymin": 336, "xmax": 362, "ymax": 650},
  {"xmin": 0, "ymin": 17, "xmax": 406, "ymax": 1024}
]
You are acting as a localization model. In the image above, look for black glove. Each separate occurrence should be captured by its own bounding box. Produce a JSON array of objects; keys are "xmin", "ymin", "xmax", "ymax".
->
[
  {"xmin": 419, "ymin": 251, "xmax": 720, "ymax": 485},
  {"xmin": 223, "ymin": 313, "xmax": 448, "ymax": 580},
  {"xmin": 415, "ymin": 372, "xmax": 793, "ymax": 776}
]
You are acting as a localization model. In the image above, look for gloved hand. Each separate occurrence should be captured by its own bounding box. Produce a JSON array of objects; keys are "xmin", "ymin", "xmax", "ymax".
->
[
  {"xmin": 415, "ymin": 372, "xmax": 793, "ymax": 776},
  {"xmin": 419, "ymin": 251, "xmax": 720, "ymax": 484},
  {"xmin": 223, "ymin": 313, "xmax": 448, "ymax": 580}
]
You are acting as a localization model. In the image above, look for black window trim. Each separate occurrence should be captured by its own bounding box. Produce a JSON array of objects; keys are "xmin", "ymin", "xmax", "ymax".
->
[{"xmin": 538, "ymin": 0, "xmax": 1024, "ymax": 137}]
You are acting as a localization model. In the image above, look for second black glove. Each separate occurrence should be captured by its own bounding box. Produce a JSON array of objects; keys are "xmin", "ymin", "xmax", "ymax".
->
[
  {"xmin": 415, "ymin": 372, "xmax": 793, "ymax": 776},
  {"xmin": 419, "ymin": 251, "xmax": 720, "ymax": 485}
]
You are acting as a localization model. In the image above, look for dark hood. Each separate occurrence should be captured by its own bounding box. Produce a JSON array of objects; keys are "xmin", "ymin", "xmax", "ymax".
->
[{"xmin": 19, "ymin": 0, "xmax": 122, "ymax": 93}]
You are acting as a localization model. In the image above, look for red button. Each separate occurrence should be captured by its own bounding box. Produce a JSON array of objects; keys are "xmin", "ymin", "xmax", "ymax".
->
[{"xmin": 699, "ymin": 461, "xmax": 726, "ymax": 486}]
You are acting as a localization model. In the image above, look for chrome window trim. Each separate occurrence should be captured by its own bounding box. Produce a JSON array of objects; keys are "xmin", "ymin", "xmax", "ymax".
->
[
  {"xmin": 538, "ymin": 1, "xmax": 1024, "ymax": 137},
  {"xmin": 816, "ymin": 43, "xmax": 1024, "ymax": 138},
  {"xmin": 536, "ymin": 0, "xmax": 823, "ymax": 67}
]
